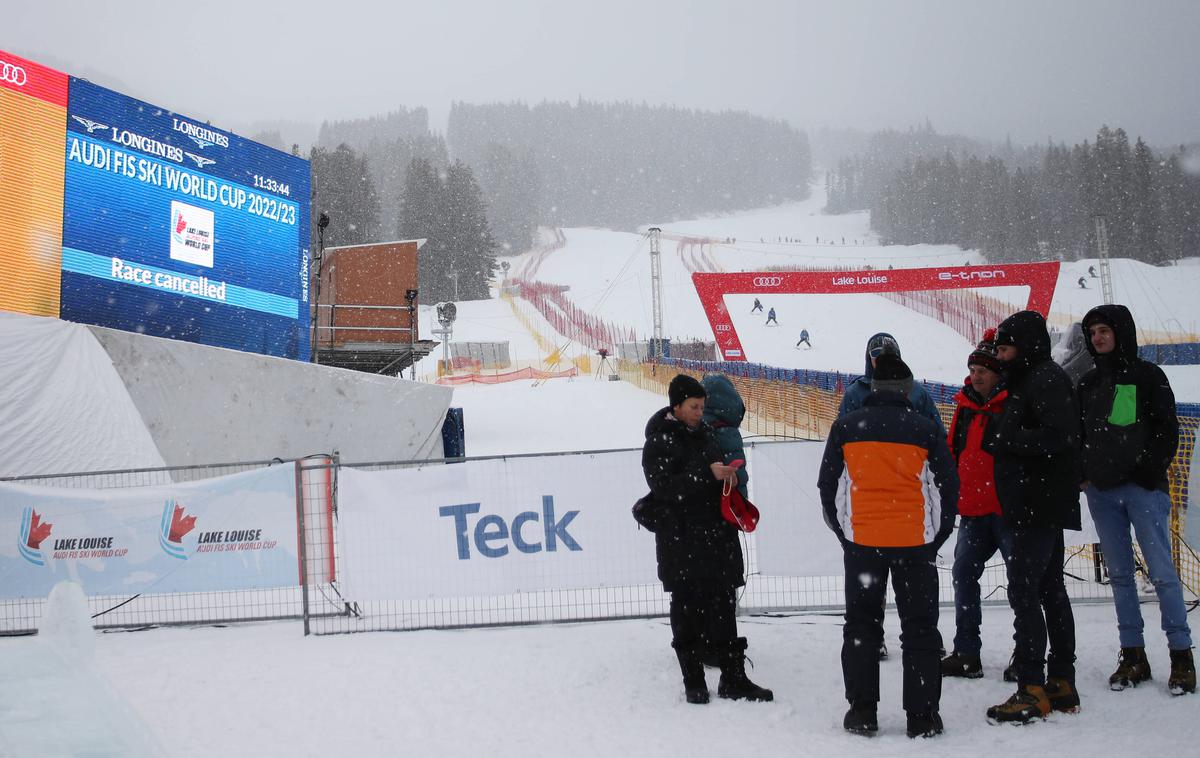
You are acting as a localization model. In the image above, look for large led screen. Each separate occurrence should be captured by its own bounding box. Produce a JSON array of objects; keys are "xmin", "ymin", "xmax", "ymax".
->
[{"xmin": 59, "ymin": 79, "xmax": 311, "ymax": 359}]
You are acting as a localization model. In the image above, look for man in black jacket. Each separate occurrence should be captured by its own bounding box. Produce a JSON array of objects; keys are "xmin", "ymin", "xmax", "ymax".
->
[
  {"xmin": 641, "ymin": 374, "xmax": 772, "ymax": 705},
  {"xmin": 1078, "ymin": 304, "xmax": 1194, "ymax": 695},
  {"xmin": 983, "ymin": 311, "xmax": 1081, "ymax": 724}
]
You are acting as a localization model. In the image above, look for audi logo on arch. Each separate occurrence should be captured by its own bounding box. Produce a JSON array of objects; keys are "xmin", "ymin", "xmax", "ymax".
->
[
  {"xmin": 1, "ymin": 61, "xmax": 27, "ymax": 86},
  {"xmin": 752, "ymin": 276, "xmax": 783, "ymax": 287}
]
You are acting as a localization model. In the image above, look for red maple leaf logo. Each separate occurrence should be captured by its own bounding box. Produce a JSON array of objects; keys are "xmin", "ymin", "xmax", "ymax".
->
[
  {"xmin": 168, "ymin": 503, "xmax": 196, "ymax": 543},
  {"xmin": 175, "ymin": 212, "xmax": 187, "ymax": 235},
  {"xmin": 27, "ymin": 510, "xmax": 52, "ymax": 549}
]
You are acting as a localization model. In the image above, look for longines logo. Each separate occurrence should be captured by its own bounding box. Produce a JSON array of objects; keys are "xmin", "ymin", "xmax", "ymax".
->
[
  {"xmin": 172, "ymin": 118, "xmax": 229, "ymax": 149},
  {"xmin": 71, "ymin": 115, "xmax": 108, "ymax": 134}
]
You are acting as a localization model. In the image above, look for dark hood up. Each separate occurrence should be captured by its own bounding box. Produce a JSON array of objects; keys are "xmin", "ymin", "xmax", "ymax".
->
[
  {"xmin": 995, "ymin": 311, "xmax": 1051, "ymax": 377},
  {"xmin": 1081, "ymin": 304, "xmax": 1139, "ymax": 364},
  {"xmin": 862, "ymin": 332, "xmax": 898, "ymax": 380},
  {"xmin": 701, "ymin": 374, "xmax": 745, "ymax": 428}
]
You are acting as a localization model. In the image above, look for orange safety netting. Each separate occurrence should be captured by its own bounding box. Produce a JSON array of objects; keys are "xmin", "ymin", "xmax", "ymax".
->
[{"xmin": 436, "ymin": 366, "xmax": 580, "ymax": 386}]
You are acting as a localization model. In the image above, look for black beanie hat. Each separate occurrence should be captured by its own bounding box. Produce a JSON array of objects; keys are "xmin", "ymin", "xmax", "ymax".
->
[
  {"xmin": 668, "ymin": 374, "xmax": 706, "ymax": 408},
  {"xmin": 968, "ymin": 327, "xmax": 1003, "ymax": 374},
  {"xmin": 871, "ymin": 353, "xmax": 914, "ymax": 395}
]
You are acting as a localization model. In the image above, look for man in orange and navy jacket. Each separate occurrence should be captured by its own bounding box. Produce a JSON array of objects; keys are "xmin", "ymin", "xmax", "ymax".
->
[
  {"xmin": 819, "ymin": 353, "xmax": 959, "ymax": 739},
  {"xmin": 940, "ymin": 328, "xmax": 1013, "ymax": 680}
]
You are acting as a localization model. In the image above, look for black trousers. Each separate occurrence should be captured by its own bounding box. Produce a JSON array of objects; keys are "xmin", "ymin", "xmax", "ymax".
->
[
  {"xmin": 670, "ymin": 586, "xmax": 737, "ymax": 657},
  {"xmin": 1006, "ymin": 526, "xmax": 1076, "ymax": 686},
  {"xmin": 842, "ymin": 544, "xmax": 942, "ymax": 714}
]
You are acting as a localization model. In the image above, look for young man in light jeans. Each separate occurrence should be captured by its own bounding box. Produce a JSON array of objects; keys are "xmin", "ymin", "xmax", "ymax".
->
[{"xmin": 1077, "ymin": 304, "xmax": 1194, "ymax": 695}]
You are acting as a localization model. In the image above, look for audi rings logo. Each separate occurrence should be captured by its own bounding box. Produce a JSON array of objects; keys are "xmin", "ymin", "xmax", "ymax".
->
[
  {"xmin": 752, "ymin": 276, "xmax": 783, "ymax": 287},
  {"xmin": 1, "ymin": 61, "xmax": 28, "ymax": 87}
]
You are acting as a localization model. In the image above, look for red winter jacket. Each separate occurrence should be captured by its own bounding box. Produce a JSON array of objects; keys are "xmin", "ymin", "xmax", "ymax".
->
[{"xmin": 946, "ymin": 383, "xmax": 1007, "ymax": 518}]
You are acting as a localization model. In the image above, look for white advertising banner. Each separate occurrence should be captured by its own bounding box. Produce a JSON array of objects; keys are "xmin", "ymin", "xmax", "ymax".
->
[
  {"xmin": 0, "ymin": 465, "xmax": 298, "ymax": 599},
  {"xmin": 749, "ymin": 440, "xmax": 1099, "ymax": 578},
  {"xmin": 749, "ymin": 441, "xmax": 846, "ymax": 576},
  {"xmin": 336, "ymin": 452, "xmax": 659, "ymax": 602}
]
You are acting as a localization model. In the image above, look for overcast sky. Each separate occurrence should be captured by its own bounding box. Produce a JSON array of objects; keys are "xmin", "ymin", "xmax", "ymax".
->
[{"xmin": 5, "ymin": 0, "xmax": 1199, "ymax": 150}]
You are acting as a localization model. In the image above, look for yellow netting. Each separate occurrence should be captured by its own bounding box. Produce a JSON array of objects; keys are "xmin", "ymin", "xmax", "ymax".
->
[{"xmin": 622, "ymin": 360, "xmax": 1199, "ymax": 597}]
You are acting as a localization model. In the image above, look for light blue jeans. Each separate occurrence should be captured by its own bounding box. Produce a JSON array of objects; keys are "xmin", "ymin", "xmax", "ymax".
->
[{"xmin": 1086, "ymin": 483, "xmax": 1193, "ymax": 650}]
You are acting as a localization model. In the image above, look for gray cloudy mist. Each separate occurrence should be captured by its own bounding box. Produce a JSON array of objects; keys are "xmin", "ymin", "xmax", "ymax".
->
[{"xmin": 5, "ymin": 0, "xmax": 1199, "ymax": 149}]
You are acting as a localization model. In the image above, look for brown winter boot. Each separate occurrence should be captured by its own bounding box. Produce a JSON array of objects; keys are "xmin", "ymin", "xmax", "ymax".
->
[
  {"xmin": 1043, "ymin": 677, "xmax": 1080, "ymax": 713},
  {"xmin": 1109, "ymin": 647, "xmax": 1152, "ymax": 690},
  {"xmin": 1168, "ymin": 648, "xmax": 1196, "ymax": 696},
  {"xmin": 985, "ymin": 684, "xmax": 1051, "ymax": 724}
]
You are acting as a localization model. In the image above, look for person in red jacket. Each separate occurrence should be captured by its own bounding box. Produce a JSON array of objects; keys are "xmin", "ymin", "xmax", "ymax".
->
[{"xmin": 940, "ymin": 329, "xmax": 1014, "ymax": 680}]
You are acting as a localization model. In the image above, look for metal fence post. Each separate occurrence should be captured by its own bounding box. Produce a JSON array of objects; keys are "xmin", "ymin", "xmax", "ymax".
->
[{"xmin": 295, "ymin": 459, "xmax": 310, "ymax": 636}]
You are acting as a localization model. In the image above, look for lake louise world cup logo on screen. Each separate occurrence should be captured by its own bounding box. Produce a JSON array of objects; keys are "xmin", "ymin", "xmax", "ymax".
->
[{"xmin": 169, "ymin": 200, "xmax": 214, "ymax": 268}]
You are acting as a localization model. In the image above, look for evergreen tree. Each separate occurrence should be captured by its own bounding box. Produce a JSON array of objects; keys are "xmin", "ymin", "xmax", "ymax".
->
[{"xmin": 310, "ymin": 143, "xmax": 381, "ymax": 250}]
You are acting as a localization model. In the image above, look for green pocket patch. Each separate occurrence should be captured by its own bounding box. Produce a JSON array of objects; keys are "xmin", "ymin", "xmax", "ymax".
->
[{"xmin": 1108, "ymin": 384, "xmax": 1137, "ymax": 426}]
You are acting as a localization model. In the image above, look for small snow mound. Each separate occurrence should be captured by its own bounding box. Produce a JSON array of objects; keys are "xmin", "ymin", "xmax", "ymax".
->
[{"xmin": 39, "ymin": 581, "xmax": 95, "ymax": 664}]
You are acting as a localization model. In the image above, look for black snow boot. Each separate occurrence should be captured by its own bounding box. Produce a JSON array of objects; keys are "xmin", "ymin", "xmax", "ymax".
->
[
  {"xmin": 717, "ymin": 637, "xmax": 774, "ymax": 702},
  {"xmin": 674, "ymin": 646, "xmax": 709, "ymax": 704},
  {"xmin": 940, "ymin": 651, "xmax": 983, "ymax": 679},
  {"xmin": 906, "ymin": 711, "xmax": 943, "ymax": 738},
  {"xmin": 1168, "ymin": 648, "xmax": 1196, "ymax": 696},
  {"xmin": 1109, "ymin": 646, "xmax": 1152, "ymax": 691},
  {"xmin": 843, "ymin": 702, "xmax": 878, "ymax": 736},
  {"xmin": 1002, "ymin": 652, "xmax": 1018, "ymax": 683}
]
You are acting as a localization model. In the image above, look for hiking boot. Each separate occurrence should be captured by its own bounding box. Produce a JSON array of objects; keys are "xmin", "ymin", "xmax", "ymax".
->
[
  {"xmin": 1168, "ymin": 648, "xmax": 1196, "ymax": 696},
  {"xmin": 843, "ymin": 702, "xmax": 878, "ymax": 736},
  {"xmin": 1003, "ymin": 652, "xmax": 1017, "ymax": 683},
  {"xmin": 717, "ymin": 638, "xmax": 773, "ymax": 701},
  {"xmin": 985, "ymin": 684, "xmax": 1051, "ymax": 724},
  {"xmin": 940, "ymin": 651, "xmax": 984, "ymax": 679},
  {"xmin": 906, "ymin": 711, "xmax": 943, "ymax": 738},
  {"xmin": 1109, "ymin": 646, "xmax": 1152, "ymax": 691},
  {"xmin": 1043, "ymin": 677, "xmax": 1080, "ymax": 713}
]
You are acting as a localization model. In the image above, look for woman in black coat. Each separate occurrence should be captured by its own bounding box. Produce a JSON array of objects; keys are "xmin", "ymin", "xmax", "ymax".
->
[{"xmin": 641, "ymin": 374, "xmax": 772, "ymax": 705}]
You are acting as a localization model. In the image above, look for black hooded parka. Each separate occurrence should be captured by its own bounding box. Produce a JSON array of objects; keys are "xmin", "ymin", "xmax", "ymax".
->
[
  {"xmin": 1077, "ymin": 304, "xmax": 1178, "ymax": 492},
  {"xmin": 641, "ymin": 407, "xmax": 745, "ymax": 592},
  {"xmin": 984, "ymin": 310, "xmax": 1082, "ymax": 530}
]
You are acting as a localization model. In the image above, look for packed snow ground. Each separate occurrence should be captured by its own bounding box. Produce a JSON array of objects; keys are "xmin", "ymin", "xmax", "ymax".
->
[{"xmin": 4, "ymin": 591, "xmax": 1196, "ymax": 757}]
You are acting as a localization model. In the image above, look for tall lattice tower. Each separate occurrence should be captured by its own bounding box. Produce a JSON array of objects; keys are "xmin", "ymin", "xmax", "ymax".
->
[{"xmin": 648, "ymin": 227, "xmax": 664, "ymax": 358}]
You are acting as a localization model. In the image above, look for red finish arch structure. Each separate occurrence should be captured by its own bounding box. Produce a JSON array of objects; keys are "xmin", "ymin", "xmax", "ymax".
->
[{"xmin": 693, "ymin": 262, "xmax": 1060, "ymax": 362}]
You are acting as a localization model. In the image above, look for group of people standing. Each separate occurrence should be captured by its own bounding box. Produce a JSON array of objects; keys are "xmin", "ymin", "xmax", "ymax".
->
[{"xmin": 639, "ymin": 304, "xmax": 1194, "ymax": 738}]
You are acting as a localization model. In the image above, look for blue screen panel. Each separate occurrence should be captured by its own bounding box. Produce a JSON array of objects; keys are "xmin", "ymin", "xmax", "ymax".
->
[{"xmin": 60, "ymin": 79, "xmax": 310, "ymax": 359}]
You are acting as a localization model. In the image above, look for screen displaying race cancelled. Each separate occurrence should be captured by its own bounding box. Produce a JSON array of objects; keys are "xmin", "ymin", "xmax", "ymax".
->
[{"xmin": 59, "ymin": 78, "xmax": 311, "ymax": 359}]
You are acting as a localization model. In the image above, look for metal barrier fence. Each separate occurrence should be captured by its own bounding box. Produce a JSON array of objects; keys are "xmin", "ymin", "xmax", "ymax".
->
[
  {"xmin": 1, "ymin": 458, "xmax": 346, "ymax": 636},
  {"xmin": 296, "ymin": 443, "xmax": 1117, "ymax": 636},
  {"xmin": 3, "ymin": 400, "xmax": 1196, "ymax": 638}
]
